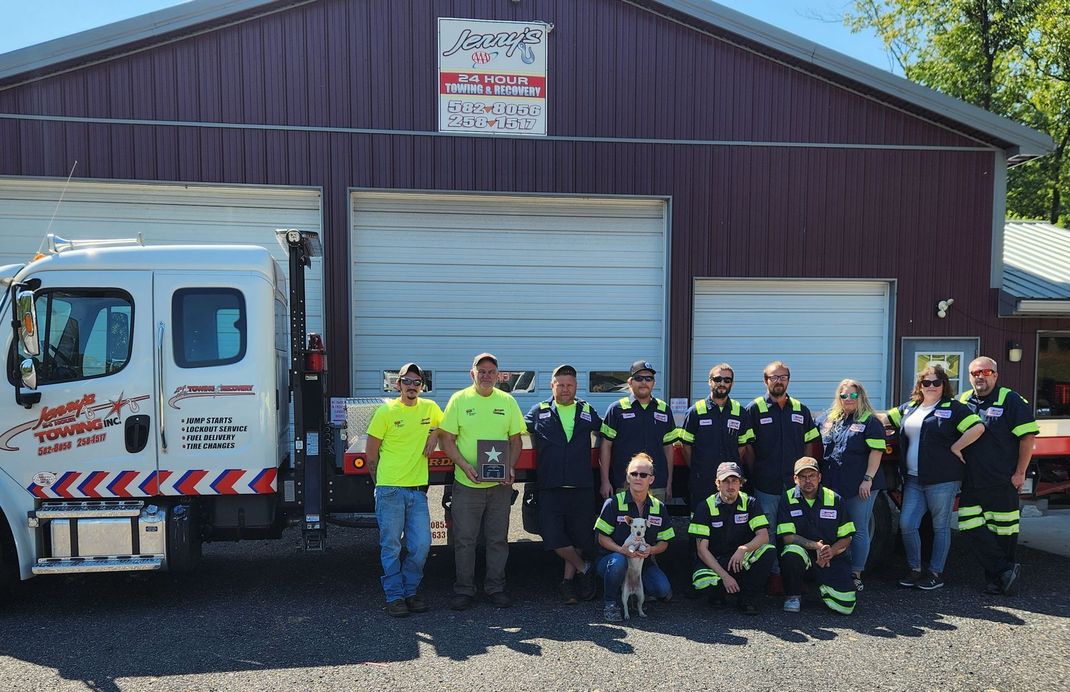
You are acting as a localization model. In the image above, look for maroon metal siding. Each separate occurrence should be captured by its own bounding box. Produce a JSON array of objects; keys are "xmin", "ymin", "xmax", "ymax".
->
[{"xmin": 0, "ymin": 0, "xmax": 1060, "ymax": 398}]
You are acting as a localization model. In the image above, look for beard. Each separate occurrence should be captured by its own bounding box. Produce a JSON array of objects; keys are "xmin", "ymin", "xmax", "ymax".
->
[{"xmin": 770, "ymin": 383, "xmax": 786, "ymax": 397}]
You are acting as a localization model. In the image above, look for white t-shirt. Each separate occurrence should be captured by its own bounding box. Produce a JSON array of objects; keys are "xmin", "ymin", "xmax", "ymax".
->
[{"xmin": 903, "ymin": 402, "xmax": 937, "ymax": 477}]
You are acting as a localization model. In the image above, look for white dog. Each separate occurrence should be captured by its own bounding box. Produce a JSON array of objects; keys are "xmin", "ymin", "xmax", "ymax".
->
[{"xmin": 621, "ymin": 516, "xmax": 650, "ymax": 619}]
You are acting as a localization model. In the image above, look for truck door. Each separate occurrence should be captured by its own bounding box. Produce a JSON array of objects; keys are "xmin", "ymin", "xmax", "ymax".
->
[
  {"xmin": 4, "ymin": 271, "xmax": 159, "ymax": 498},
  {"xmin": 153, "ymin": 272, "xmax": 275, "ymax": 497}
]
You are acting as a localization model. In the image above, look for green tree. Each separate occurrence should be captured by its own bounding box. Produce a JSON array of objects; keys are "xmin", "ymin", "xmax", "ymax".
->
[{"xmin": 848, "ymin": 0, "xmax": 1070, "ymax": 225}]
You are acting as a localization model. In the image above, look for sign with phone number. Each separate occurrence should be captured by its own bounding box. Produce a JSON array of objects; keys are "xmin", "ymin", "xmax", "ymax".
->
[{"xmin": 438, "ymin": 18, "xmax": 549, "ymax": 136}]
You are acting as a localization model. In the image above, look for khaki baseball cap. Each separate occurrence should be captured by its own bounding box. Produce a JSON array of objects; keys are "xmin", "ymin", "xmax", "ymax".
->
[{"xmin": 793, "ymin": 457, "xmax": 820, "ymax": 475}]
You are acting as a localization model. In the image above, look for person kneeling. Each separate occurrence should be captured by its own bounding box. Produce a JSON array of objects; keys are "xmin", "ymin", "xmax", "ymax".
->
[
  {"xmin": 777, "ymin": 457, "xmax": 857, "ymax": 615},
  {"xmin": 594, "ymin": 453, "xmax": 676, "ymax": 622},
  {"xmin": 688, "ymin": 462, "xmax": 774, "ymax": 615}
]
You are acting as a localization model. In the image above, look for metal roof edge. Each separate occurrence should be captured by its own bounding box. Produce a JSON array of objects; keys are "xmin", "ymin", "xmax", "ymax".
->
[
  {"xmin": 0, "ymin": 0, "xmax": 280, "ymax": 82},
  {"xmin": 655, "ymin": 0, "xmax": 1054, "ymax": 157}
]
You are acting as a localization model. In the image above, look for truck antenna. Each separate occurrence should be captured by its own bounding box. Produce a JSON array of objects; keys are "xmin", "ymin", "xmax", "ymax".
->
[{"xmin": 37, "ymin": 160, "xmax": 78, "ymax": 255}]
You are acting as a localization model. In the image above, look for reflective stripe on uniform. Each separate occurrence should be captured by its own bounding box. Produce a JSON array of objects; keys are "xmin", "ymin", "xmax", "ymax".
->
[
  {"xmin": 600, "ymin": 422, "xmax": 617, "ymax": 439},
  {"xmin": 866, "ymin": 437, "xmax": 887, "ymax": 450},
  {"xmin": 678, "ymin": 429, "xmax": 696, "ymax": 444},
  {"xmin": 695, "ymin": 399, "xmax": 708, "ymax": 415},
  {"xmin": 803, "ymin": 427, "xmax": 820, "ymax": 442},
  {"xmin": 692, "ymin": 568, "xmax": 720, "ymax": 590},
  {"xmin": 887, "ymin": 407, "xmax": 902, "ymax": 428},
  {"xmin": 958, "ymin": 414, "xmax": 983, "ymax": 433},
  {"xmin": 1012, "ymin": 421, "xmax": 1040, "ymax": 437},
  {"xmin": 958, "ymin": 504, "xmax": 985, "ymax": 531},
  {"xmin": 749, "ymin": 513, "xmax": 770, "ymax": 531},
  {"xmin": 595, "ymin": 517, "xmax": 615, "ymax": 535},
  {"xmin": 688, "ymin": 521, "xmax": 711, "ymax": 537},
  {"xmin": 984, "ymin": 509, "xmax": 1021, "ymax": 535},
  {"xmin": 777, "ymin": 522, "xmax": 796, "ymax": 536},
  {"xmin": 837, "ymin": 521, "xmax": 857, "ymax": 538},
  {"xmin": 738, "ymin": 429, "xmax": 755, "ymax": 444},
  {"xmin": 743, "ymin": 543, "xmax": 773, "ymax": 569},
  {"xmin": 780, "ymin": 543, "xmax": 811, "ymax": 568},
  {"xmin": 657, "ymin": 527, "xmax": 676, "ymax": 541},
  {"xmin": 819, "ymin": 584, "xmax": 857, "ymax": 615}
]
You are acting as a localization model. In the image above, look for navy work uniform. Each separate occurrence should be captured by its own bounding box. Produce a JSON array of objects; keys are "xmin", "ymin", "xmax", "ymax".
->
[
  {"xmin": 742, "ymin": 395, "xmax": 821, "ymax": 496},
  {"xmin": 820, "ymin": 411, "xmax": 888, "ymax": 498},
  {"xmin": 601, "ymin": 396, "xmax": 678, "ymax": 490},
  {"xmin": 524, "ymin": 397, "xmax": 603, "ymax": 552},
  {"xmin": 679, "ymin": 397, "xmax": 749, "ymax": 505},
  {"xmin": 777, "ymin": 486, "xmax": 857, "ymax": 614},
  {"xmin": 886, "ymin": 400, "xmax": 983, "ymax": 486},
  {"xmin": 688, "ymin": 491, "xmax": 774, "ymax": 604},
  {"xmin": 957, "ymin": 387, "xmax": 1039, "ymax": 583}
]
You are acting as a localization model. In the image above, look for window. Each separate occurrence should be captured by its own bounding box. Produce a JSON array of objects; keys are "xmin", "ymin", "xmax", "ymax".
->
[
  {"xmin": 495, "ymin": 370, "xmax": 536, "ymax": 394},
  {"xmin": 1036, "ymin": 334, "xmax": 1070, "ymax": 418},
  {"xmin": 589, "ymin": 371, "xmax": 630, "ymax": 394},
  {"xmin": 172, "ymin": 289, "xmax": 247, "ymax": 368},
  {"xmin": 16, "ymin": 290, "xmax": 133, "ymax": 385}
]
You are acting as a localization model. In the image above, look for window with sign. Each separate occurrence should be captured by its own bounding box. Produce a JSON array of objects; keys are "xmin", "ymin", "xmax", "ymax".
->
[
  {"xmin": 13, "ymin": 289, "xmax": 134, "ymax": 385},
  {"xmin": 1036, "ymin": 334, "xmax": 1070, "ymax": 418}
]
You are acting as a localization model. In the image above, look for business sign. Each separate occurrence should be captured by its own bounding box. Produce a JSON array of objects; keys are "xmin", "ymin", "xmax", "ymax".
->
[{"xmin": 438, "ymin": 18, "xmax": 549, "ymax": 136}]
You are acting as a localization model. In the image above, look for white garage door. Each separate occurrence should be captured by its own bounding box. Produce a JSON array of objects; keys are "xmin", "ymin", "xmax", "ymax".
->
[
  {"xmin": 351, "ymin": 191, "xmax": 668, "ymax": 414},
  {"xmin": 0, "ymin": 178, "xmax": 324, "ymax": 335},
  {"xmin": 691, "ymin": 279, "xmax": 893, "ymax": 412}
]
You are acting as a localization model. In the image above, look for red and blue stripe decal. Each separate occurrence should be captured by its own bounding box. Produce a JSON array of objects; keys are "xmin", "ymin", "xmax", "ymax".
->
[{"xmin": 25, "ymin": 468, "xmax": 278, "ymax": 498}]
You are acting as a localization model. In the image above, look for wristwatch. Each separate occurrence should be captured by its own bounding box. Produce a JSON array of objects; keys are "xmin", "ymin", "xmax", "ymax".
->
[{"xmin": 863, "ymin": 474, "xmax": 873, "ymax": 482}]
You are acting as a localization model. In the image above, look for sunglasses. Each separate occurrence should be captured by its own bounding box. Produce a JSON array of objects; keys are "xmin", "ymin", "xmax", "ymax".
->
[
  {"xmin": 631, "ymin": 375, "xmax": 655, "ymax": 382},
  {"xmin": 766, "ymin": 374, "xmax": 789, "ymax": 382},
  {"xmin": 709, "ymin": 376, "xmax": 733, "ymax": 383},
  {"xmin": 970, "ymin": 369, "xmax": 996, "ymax": 377},
  {"xmin": 839, "ymin": 392, "xmax": 859, "ymax": 400},
  {"xmin": 920, "ymin": 379, "xmax": 942, "ymax": 388},
  {"xmin": 628, "ymin": 471, "xmax": 652, "ymax": 479},
  {"xmin": 398, "ymin": 377, "xmax": 423, "ymax": 386}
]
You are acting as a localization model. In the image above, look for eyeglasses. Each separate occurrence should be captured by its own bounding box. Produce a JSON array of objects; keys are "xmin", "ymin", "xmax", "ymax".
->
[
  {"xmin": 839, "ymin": 392, "xmax": 859, "ymax": 400},
  {"xmin": 628, "ymin": 471, "xmax": 652, "ymax": 479},
  {"xmin": 920, "ymin": 379, "xmax": 942, "ymax": 388},
  {"xmin": 970, "ymin": 368, "xmax": 996, "ymax": 377},
  {"xmin": 632, "ymin": 375, "xmax": 655, "ymax": 382},
  {"xmin": 398, "ymin": 377, "xmax": 423, "ymax": 386},
  {"xmin": 766, "ymin": 374, "xmax": 789, "ymax": 382},
  {"xmin": 709, "ymin": 376, "xmax": 733, "ymax": 383}
]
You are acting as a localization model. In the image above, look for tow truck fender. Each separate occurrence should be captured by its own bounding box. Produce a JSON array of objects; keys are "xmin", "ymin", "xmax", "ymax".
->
[{"xmin": 0, "ymin": 465, "xmax": 38, "ymax": 580}]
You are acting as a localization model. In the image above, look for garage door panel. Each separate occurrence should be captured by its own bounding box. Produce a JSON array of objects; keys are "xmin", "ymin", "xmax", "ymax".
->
[{"xmin": 352, "ymin": 192, "xmax": 667, "ymax": 412}]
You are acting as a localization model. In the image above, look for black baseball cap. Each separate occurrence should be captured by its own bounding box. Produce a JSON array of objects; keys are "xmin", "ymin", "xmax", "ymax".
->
[
  {"xmin": 629, "ymin": 360, "xmax": 656, "ymax": 376},
  {"xmin": 552, "ymin": 364, "xmax": 577, "ymax": 378},
  {"xmin": 398, "ymin": 363, "xmax": 423, "ymax": 378}
]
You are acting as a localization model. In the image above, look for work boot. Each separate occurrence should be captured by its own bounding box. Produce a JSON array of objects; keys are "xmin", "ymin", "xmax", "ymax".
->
[
  {"xmin": 386, "ymin": 599, "xmax": 410, "ymax": 618},
  {"xmin": 559, "ymin": 578, "xmax": 578, "ymax": 605},
  {"xmin": 405, "ymin": 594, "xmax": 429, "ymax": 613},
  {"xmin": 604, "ymin": 602, "xmax": 624, "ymax": 622},
  {"xmin": 488, "ymin": 591, "xmax": 512, "ymax": 608},
  {"xmin": 577, "ymin": 566, "xmax": 598, "ymax": 601},
  {"xmin": 449, "ymin": 594, "xmax": 474, "ymax": 611}
]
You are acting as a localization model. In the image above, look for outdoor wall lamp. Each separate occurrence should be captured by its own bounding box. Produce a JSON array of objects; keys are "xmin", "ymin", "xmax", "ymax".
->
[
  {"xmin": 1008, "ymin": 341, "xmax": 1023, "ymax": 363},
  {"xmin": 936, "ymin": 298, "xmax": 954, "ymax": 319}
]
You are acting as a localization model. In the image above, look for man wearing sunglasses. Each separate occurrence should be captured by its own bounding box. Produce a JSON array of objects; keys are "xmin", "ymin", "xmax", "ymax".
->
[
  {"xmin": 957, "ymin": 356, "xmax": 1039, "ymax": 595},
  {"xmin": 524, "ymin": 364, "xmax": 603, "ymax": 605},
  {"xmin": 366, "ymin": 363, "xmax": 443, "ymax": 617},
  {"xmin": 599, "ymin": 361, "xmax": 679, "ymax": 503},
  {"xmin": 739, "ymin": 361, "xmax": 821, "ymax": 587},
  {"xmin": 679, "ymin": 363, "xmax": 750, "ymax": 508}
]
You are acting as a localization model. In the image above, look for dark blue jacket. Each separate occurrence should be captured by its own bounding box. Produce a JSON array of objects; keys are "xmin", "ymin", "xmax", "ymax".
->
[
  {"xmin": 887, "ymin": 399, "xmax": 982, "ymax": 485},
  {"xmin": 525, "ymin": 398, "xmax": 602, "ymax": 490}
]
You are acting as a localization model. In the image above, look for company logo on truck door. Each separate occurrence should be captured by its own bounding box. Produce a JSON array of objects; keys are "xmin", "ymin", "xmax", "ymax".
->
[
  {"xmin": 0, "ymin": 392, "xmax": 149, "ymax": 453},
  {"xmin": 168, "ymin": 384, "xmax": 255, "ymax": 409}
]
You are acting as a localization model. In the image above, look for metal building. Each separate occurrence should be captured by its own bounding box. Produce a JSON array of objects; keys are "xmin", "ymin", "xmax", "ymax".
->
[{"xmin": 0, "ymin": 0, "xmax": 1065, "ymax": 415}]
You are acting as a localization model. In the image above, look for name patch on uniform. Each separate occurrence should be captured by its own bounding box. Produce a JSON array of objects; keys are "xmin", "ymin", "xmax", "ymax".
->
[
  {"xmin": 790, "ymin": 509, "xmax": 803, "ymax": 517},
  {"xmin": 654, "ymin": 412, "xmax": 669, "ymax": 423},
  {"xmin": 760, "ymin": 417, "xmax": 773, "ymax": 425},
  {"xmin": 647, "ymin": 516, "xmax": 663, "ymax": 527},
  {"xmin": 986, "ymin": 407, "xmax": 1003, "ymax": 418},
  {"xmin": 700, "ymin": 419, "xmax": 713, "ymax": 426},
  {"xmin": 850, "ymin": 423, "xmax": 866, "ymax": 433},
  {"xmin": 734, "ymin": 513, "xmax": 749, "ymax": 524},
  {"xmin": 791, "ymin": 413, "xmax": 805, "ymax": 424},
  {"xmin": 819, "ymin": 509, "xmax": 838, "ymax": 520},
  {"xmin": 539, "ymin": 411, "xmax": 552, "ymax": 419},
  {"xmin": 727, "ymin": 419, "xmax": 741, "ymax": 430},
  {"xmin": 580, "ymin": 411, "xmax": 592, "ymax": 421},
  {"xmin": 711, "ymin": 521, "xmax": 724, "ymax": 528},
  {"xmin": 934, "ymin": 409, "xmax": 951, "ymax": 419},
  {"xmin": 622, "ymin": 412, "xmax": 636, "ymax": 419},
  {"xmin": 617, "ymin": 515, "xmax": 629, "ymax": 524}
]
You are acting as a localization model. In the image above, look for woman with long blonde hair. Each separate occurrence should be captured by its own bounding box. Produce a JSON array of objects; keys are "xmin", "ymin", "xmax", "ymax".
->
[{"xmin": 820, "ymin": 379, "xmax": 887, "ymax": 590}]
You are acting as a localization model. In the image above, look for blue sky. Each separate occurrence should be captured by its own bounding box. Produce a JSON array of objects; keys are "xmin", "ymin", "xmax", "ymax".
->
[{"xmin": 0, "ymin": 0, "xmax": 898, "ymax": 74}]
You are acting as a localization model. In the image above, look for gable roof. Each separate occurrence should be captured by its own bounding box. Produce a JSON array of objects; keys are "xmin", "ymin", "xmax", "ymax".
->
[
  {"xmin": 1001, "ymin": 221, "xmax": 1070, "ymax": 315},
  {"xmin": 0, "ymin": 0, "xmax": 1054, "ymax": 162}
]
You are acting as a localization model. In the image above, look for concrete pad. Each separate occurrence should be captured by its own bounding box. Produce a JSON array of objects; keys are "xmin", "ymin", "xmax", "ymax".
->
[{"xmin": 1020, "ymin": 508, "xmax": 1070, "ymax": 558}]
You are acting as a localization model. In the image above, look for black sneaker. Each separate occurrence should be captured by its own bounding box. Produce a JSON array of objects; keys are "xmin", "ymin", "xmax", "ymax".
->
[
  {"xmin": 405, "ymin": 594, "xmax": 429, "ymax": 613},
  {"xmin": 898, "ymin": 569, "xmax": 924, "ymax": 588},
  {"xmin": 577, "ymin": 567, "xmax": 598, "ymax": 601},
  {"xmin": 1000, "ymin": 563, "xmax": 1022, "ymax": 596},
  {"xmin": 916, "ymin": 572, "xmax": 945, "ymax": 590},
  {"xmin": 449, "ymin": 594, "xmax": 474, "ymax": 611},
  {"xmin": 559, "ymin": 578, "xmax": 578, "ymax": 605},
  {"xmin": 386, "ymin": 599, "xmax": 410, "ymax": 618}
]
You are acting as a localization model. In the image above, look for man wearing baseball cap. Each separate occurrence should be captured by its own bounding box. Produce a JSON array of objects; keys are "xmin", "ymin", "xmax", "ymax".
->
[
  {"xmin": 688, "ymin": 462, "xmax": 774, "ymax": 615},
  {"xmin": 525, "ymin": 364, "xmax": 603, "ymax": 604},
  {"xmin": 599, "ymin": 360, "xmax": 679, "ymax": 502},
  {"xmin": 439, "ymin": 352, "xmax": 527, "ymax": 610},
  {"xmin": 366, "ymin": 363, "xmax": 443, "ymax": 617},
  {"xmin": 777, "ymin": 457, "xmax": 858, "ymax": 614}
]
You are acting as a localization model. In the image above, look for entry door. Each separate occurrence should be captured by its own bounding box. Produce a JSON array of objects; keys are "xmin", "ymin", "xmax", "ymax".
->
[
  {"xmin": 4, "ymin": 271, "xmax": 159, "ymax": 498},
  {"xmin": 900, "ymin": 337, "xmax": 979, "ymax": 402}
]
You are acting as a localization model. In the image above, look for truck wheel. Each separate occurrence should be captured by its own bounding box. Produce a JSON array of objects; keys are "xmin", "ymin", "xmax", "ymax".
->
[
  {"xmin": 521, "ymin": 483, "xmax": 541, "ymax": 536},
  {"xmin": 866, "ymin": 491, "xmax": 898, "ymax": 571},
  {"xmin": 0, "ymin": 512, "xmax": 18, "ymax": 601}
]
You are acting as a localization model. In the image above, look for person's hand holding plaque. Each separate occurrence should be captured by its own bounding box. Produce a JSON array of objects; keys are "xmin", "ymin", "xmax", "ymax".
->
[{"xmin": 476, "ymin": 440, "xmax": 510, "ymax": 485}]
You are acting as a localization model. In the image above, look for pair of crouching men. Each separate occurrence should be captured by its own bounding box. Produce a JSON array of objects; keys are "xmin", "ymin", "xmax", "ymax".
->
[{"xmin": 597, "ymin": 453, "xmax": 857, "ymax": 620}]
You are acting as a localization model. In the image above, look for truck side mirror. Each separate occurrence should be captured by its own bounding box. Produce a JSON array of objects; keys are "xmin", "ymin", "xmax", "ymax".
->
[
  {"xmin": 20, "ymin": 358, "xmax": 37, "ymax": 390},
  {"xmin": 16, "ymin": 289, "xmax": 40, "ymax": 357}
]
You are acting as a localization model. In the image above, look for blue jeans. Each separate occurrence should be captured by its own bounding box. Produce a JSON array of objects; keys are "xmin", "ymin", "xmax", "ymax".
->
[
  {"xmin": 844, "ymin": 492, "xmax": 878, "ymax": 574},
  {"xmin": 374, "ymin": 486, "xmax": 431, "ymax": 602},
  {"xmin": 899, "ymin": 477, "xmax": 959, "ymax": 574},
  {"xmin": 597, "ymin": 553, "xmax": 672, "ymax": 606},
  {"xmin": 756, "ymin": 490, "xmax": 782, "ymax": 575}
]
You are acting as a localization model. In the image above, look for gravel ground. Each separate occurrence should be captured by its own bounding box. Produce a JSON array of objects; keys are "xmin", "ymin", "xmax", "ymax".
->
[{"xmin": 0, "ymin": 509, "xmax": 1067, "ymax": 691}]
